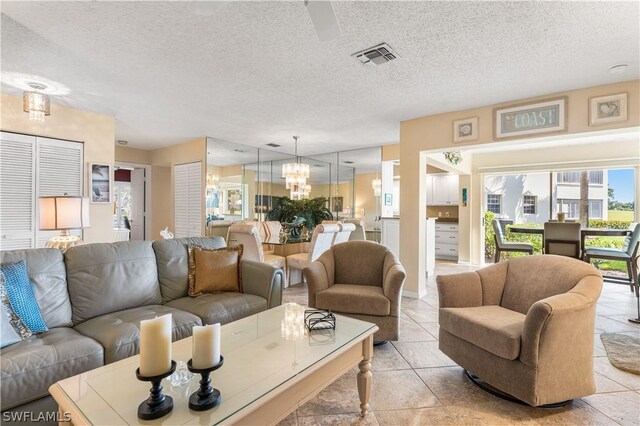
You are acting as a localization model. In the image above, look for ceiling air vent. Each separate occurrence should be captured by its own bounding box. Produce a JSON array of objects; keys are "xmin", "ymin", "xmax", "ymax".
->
[{"xmin": 352, "ymin": 43, "xmax": 399, "ymax": 66}]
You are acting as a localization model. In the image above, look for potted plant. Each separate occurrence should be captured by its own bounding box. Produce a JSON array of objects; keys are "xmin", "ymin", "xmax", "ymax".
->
[{"xmin": 266, "ymin": 197, "xmax": 333, "ymax": 233}]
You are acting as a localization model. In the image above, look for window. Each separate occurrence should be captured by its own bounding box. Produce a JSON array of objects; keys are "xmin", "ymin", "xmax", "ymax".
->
[
  {"xmin": 556, "ymin": 170, "xmax": 603, "ymax": 184},
  {"xmin": 523, "ymin": 195, "xmax": 537, "ymax": 214},
  {"xmin": 487, "ymin": 194, "xmax": 501, "ymax": 214},
  {"xmin": 557, "ymin": 199, "xmax": 604, "ymax": 219}
]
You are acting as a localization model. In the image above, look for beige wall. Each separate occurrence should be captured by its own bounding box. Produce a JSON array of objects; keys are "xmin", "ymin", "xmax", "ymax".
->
[
  {"xmin": 1, "ymin": 93, "xmax": 116, "ymax": 244},
  {"xmin": 115, "ymin": 138, "xmax": 206, "ymax": 239},
  {"xmin": 399, "ymin": 80, "xmax": 640, "ymax": 298},
  {"xmin": 382, "ymin": 144, "xmax": 400, "ymax": 161},
  {"xmin": 115, "ymin": 146, "xmax": 151, "ymax": 165},
  {"xmin": 151, "ymin": 166, "xmax": 171, "ymax": 238}
]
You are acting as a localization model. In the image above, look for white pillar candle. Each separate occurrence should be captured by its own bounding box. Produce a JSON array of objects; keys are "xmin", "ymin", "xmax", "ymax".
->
[
  {"xmin": 139, "ymin": 314, "xmax": 172, "ymax": 377},
  {"xmin": 192, "ymin": 323, "xmax": 221, "ymax": 369}
]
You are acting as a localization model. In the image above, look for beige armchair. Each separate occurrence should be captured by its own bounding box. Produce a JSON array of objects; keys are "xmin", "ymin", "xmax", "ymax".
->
[
  {"xmin": 303, "ymin": 241, "xmax": 406, "ymax": 341},
  {"xmin": 437, "ymin": 255, "xmax": 602, "ymax": 407}
]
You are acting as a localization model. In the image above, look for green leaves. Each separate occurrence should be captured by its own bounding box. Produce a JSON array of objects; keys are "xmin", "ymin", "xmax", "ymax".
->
[{"xmin": 266, "ymin": 197, "xmax": 333, "ymax": 230}]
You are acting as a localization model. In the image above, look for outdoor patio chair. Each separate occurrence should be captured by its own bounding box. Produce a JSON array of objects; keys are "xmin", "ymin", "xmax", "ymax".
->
[
  {"xmin": 584, "ymin": 223, "xmax": 639, "ymax": 294},
  {"xmin": 544, "ymin": 222, "xmax": 582, "ymax": 259},
  {"xmin": 493, "ymin": 219, "xmax": 534, "ymax": 263}
]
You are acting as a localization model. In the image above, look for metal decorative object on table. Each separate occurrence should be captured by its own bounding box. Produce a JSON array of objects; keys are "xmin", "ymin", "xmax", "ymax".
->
[
  {"xmin": 282, "ymin": 216, "xmax": 306, "ymax": 240},
  {"xmin": 304, "ymin": 309, "xmax": 336, "ymax": 332},
  {"xmin": 135, "ymin": 360, "xmax": 176, "ymax": 420},
  {"xmin": 186, "ymin": 356, "xmax": 224, "ymax": 411}
]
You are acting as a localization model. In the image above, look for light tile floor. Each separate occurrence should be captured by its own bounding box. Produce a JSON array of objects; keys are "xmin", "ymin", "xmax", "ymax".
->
[{"xmin": 279, "ymin": 262, "xmax": 640, "ymax": 426}]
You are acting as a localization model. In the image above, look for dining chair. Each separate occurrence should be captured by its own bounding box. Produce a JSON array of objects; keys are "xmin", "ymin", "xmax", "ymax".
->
[
  {"xmin": 286, "ymin": 223, "xmax": 339, "ymax": 287},
  {"xmin": 544, "ymin": 222, "xmax": 582, "ymax": 259},
  {"xmin": 333, "ymin": 222, "xmax": 356, "ymax": 245},
  {"xmin": 227, "ymin": 224, "xmax": 287, "ymax": 281},
  {"xmin": 345, "ymin": 219, "xmax": 367, "ymax": 241},
  {"xmin": 584, "ymin": 223, "xmax": 640, "ymax": 293},
  {"xmin": 241, "ymin": 221, "xmax": 269, "ymax": 242},
  {"xmin": 263, "ymin": 221, "xmax": 282, "ymax": 242},
  {"xmin": 492, "ymin": 219, "xmax": 534, "ymax": 263}
]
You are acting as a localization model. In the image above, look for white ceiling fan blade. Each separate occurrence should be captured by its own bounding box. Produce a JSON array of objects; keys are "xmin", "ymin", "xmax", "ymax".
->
[{"xmin": 305, "ymin": 1, "xmax": 342, "ymax": 42}]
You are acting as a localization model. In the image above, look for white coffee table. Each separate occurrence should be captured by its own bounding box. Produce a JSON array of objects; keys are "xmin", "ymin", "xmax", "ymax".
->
[{"xmin": 50, "ymin": 305, "xmax": 378, "ymax": 425}]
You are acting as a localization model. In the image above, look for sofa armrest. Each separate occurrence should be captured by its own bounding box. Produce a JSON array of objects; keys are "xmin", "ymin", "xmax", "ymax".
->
[
  {"xmin": 303, "ymin": 261, "xmax": 330, "ymax": 308},
  {"xmin": 383, "ymin": 264, "xmax": 406, "ymax": 317},
  {"xmin": 241, "ymin": 260, "xmax": 283, "ymax": 308},
  {"xmin": 520, "ymin": 275, "xmax": 602, "ymax": 367},
  {"xmin": 436, "ymin": 272, "xmax": 482, "ymax": 308}
]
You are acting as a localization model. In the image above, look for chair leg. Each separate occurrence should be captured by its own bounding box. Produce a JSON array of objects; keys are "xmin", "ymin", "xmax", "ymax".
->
[
  {"xmin": 627, "ymin": 260, "xmax": 635, "ymax": 293},
  {"xmin": 631, "ymin": 260, "xmax": 639, "ymax": 298}
]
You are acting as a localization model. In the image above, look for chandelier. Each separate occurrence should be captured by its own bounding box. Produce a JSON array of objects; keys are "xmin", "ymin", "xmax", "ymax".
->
[
  {"xmin": 371, "ymin": 178, "xmax": 382, "ymax": 197},
  {"xmin": 282, "ymin": 136, "xmax": 311, "ymax": 200},
  {"xmin": 206, "ymin": 174, "xmax": 219, "ymax": 190},
  {"xmin": 443, "ymin": 151, "xmax": 462, "ymax": 165},
  {"xmin": 23, "ymin": 83, "xmax": 50, "ymax": 122}
]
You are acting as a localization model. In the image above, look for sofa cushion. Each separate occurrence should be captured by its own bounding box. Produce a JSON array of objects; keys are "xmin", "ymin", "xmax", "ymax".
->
[
  {"xmin": 0, "ymin": 248, "xmax": 72, "ymax": 328},
  {"xmin": 332, "ymin": 242, "xmax": 387, "ymax": 287},
  {"xmin": 439, "ymin": 305, "xmax": 525, "ymax": 360},
  {"xmin": 315, "ymin": 284, "xmax": 390, "ymax": 316},
  {"xmin": 166, "ymin": 292, "xmax": 267, "ymax": 325},
  {"xmin": 152, "ymin": 237, "xmax": 226, "ymax": 303},
  {"xmin": 0, "ymin": 327, "xmax": 103, "ymax": 410},
  {"xmin": 73, "ymin": 305, "xmax": 202, "ymax": 364},
  {"xmin": 584, "ymin": 247, "xmax": 630, "ymax": 259},
  {"xmin": 65, "ymin": 241, "xmax": 162, "ymax": 324}
]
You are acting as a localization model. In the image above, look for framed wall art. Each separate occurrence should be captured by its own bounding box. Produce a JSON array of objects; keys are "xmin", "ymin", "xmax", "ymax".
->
[
  {"xmin": 90, "ymin": 163, "xmax": 111, "ymax": 203},
  {"xmin": 453, "ymin": 117, "xmax": 478, "ymax": 143},
  {"xmin": 494, "ymin": 97, "xmax": 567, "ymax": 140},
  {"xmin": 589, "ymin": 93, "xmax": 627, "ymax": 126}
]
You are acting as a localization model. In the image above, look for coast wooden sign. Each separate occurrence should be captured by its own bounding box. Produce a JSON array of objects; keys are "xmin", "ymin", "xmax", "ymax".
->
[{"xmin": 494, "ymin": 97, "xmax": 567, "ymax": 140}]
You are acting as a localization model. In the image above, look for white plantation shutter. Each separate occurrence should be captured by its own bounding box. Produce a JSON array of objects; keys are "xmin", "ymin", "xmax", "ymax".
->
[
  {"xmin": 174, "ymin": 162, "xmax": 202, "ymax": 238},
  {"xmin": 0, "ymin": 133, "xmax": 36, "ymax": 250},
  {"xmin": 0, "ymin": 132, "xmax": 83, "ymax": 251},
  {"xmin": 36, "ymin": 137, "xmax": 83, "ymax": 247}
]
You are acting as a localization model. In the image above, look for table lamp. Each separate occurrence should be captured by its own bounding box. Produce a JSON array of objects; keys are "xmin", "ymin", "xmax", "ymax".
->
[{"xmin": 39, "ymin": 194, "xmax": 90, "ymax": 250}]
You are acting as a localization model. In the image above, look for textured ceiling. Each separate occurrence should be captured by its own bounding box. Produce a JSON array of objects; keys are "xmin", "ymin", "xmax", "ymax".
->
[{"xmin": 1, "ymin": 1, "xmax": 639, "ymax": 154}]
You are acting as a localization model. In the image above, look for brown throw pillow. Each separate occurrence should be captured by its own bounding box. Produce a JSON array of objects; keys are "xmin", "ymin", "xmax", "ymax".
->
[{"xmin": 188, "ymin": 245, "xmax": 243, "ymax": 296}]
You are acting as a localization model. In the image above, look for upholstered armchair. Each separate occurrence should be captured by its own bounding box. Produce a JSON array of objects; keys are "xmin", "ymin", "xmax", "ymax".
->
[
  {"xmin": 303, "ymin": 241, "xmax": 406, "ymax": 341},
  {"xmin": 437, "ymin": 255, "xmax": 602, "ymax": 407}
]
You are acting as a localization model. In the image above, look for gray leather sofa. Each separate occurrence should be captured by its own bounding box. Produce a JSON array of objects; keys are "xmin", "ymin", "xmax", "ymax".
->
[{"xmin": 0, "ymin": 236, "xmax": 283, "ymax": 418}]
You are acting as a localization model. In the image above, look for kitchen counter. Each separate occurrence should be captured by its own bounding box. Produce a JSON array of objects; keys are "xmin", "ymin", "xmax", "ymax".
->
[{"xmin": 434, "ymin": 217, "xmax": 458, "ymax": 223}]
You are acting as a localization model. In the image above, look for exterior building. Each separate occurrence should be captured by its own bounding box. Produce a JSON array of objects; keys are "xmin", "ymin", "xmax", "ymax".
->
[{"xmin": 485, "ymin": 171, "xmax": 608, "ymax": 224}]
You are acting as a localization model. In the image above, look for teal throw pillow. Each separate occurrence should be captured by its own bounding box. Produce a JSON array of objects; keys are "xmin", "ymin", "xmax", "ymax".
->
[{"xmin": 1, "ymin": 261, "xmax": 48, "ymax": 333}]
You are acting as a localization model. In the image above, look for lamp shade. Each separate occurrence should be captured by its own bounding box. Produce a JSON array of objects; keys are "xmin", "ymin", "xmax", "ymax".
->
[{"xmin": 39, "ymin": 196, "xmax": 90, "ymax": 230}]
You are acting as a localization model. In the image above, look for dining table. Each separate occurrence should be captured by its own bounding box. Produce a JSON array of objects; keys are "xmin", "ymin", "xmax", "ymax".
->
[{"xmin": 507, "ymin": 225, "xmax": 630, "ymax": 255}]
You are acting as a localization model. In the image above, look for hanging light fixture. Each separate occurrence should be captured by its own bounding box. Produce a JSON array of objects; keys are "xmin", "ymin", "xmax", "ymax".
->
[
  {"xmin": 206, "ymin": 174, "xmax": 219, "ymax": 190},
  {"xmin": 443, "ymin": 151, "xmax": 462, "ymax": 165},
  {"xmin": 23, "ymin": 83, "xmax": 50, "ymax": 122},
  {"xmin": 371, "ymin": 178, "xmax": 382, "ymax": 197},
  {"xmin": 282, "ymin": 136, "xmax": 311, "ymax": 200}
]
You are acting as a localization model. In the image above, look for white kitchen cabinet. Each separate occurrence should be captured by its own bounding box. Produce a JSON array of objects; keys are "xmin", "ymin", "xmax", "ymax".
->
[
  {"xmin": 435, "ymin": 222, "xmax": 458, "ymax": 260},
  {"xmin": 426, "ymin": 174, "xmax": 459, "ymax": 206}
]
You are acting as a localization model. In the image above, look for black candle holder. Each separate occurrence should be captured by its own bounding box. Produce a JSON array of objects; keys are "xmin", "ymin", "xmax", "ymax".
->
[
  {"xmin": 135, "ymin": 360, "xmax": 176, "ymax": 420},
  {"xmin": 186, "ymin": 356, "xmax": 224, "ymax": 411}
]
